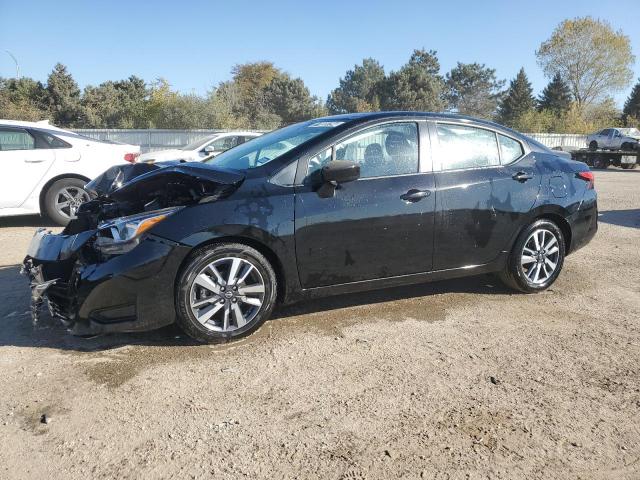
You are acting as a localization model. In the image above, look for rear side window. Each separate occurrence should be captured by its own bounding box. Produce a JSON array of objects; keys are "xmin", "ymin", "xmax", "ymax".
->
[
  {"xmin": 498, "ymin": 134, "xmax": 524, "ymax": 164},
  {"xmin": 31, "ymin": 130, "xmax": 71, "ymax": 149},
  {"xmin": 41, "ymin": 132, "xmax": 71, "ymax": 149},
  {"xmin": 0, "ymin": 128, "xmax": 35, "ymax": 151},
  {"xmin": 436, "ymin": 124, "xmax": 500, "ymax": 170}
]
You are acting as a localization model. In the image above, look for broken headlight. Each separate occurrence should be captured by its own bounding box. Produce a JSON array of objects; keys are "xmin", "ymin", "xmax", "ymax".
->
[{"xmin": 95, "ymin": 207, "xmax": 183, "ymax": 254}]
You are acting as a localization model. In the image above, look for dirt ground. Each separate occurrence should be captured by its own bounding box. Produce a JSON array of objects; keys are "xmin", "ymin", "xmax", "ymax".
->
[{"xmin": 0, "ymin": 169, "xmax": 639, "ymax": 480}]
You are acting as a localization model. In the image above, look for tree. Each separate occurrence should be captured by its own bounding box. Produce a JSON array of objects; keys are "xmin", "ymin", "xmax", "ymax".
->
[
  {"xmin": 326, "ymin": 58, "xmax": 385, "ymax": 114},
  {"xmin": 623, "ymin": 78, "xmax": 640, "ymax": 120},
  {"xmin": 46, "ymin": 63, "xmax": 82, "ymax": 127},
  {"xmin": 444, "ymin": 62, "xmax": 504, "ymax": 118},
  {"xmin": 81, "ymin": 76, "xmax": 149, "ymax": 128},
  {"xmin": 536, "ymin": 17, "xmax": 635, "ymax": 106},
  {"xmin": 230, "ymin": 61, "xmax": 282, "ymax": 125},
  {"xmin": 497, "ymin": 68, "xmax": 536, "ymax": 126},
  {"xmin": 264, "ymin": 76, "xmax": 325, "ymax": 124},
  {"xmin": 0, "ymin": 77, "xmax": 49, "ymax": 121},
  {"xmin": 538, "ymin": 73, "xmax": 572, "ymax": 114},
  {"xmin": 379, "ymin": 49, "xmax": 445, "ymax": 111}
]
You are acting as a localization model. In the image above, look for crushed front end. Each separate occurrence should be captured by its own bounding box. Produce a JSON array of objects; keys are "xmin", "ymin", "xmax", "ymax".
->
[{"xmin": 22, "ymin": 161, "xmax": 244, "ymax": 336}]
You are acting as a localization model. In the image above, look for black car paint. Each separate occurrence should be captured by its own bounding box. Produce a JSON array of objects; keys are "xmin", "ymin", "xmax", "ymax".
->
[{"xmin": 24, "ymin": 112, "xmax": 597, "ymax": 335}]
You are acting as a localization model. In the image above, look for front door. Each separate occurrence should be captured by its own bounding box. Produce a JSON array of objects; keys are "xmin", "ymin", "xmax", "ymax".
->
[
  {"xmin": 294, "ymin": 122, "xmax": 436, "ymax": 288},
  {"xmin": 0, "ymin": 127, "xmax": 54, "ymax": 209}
]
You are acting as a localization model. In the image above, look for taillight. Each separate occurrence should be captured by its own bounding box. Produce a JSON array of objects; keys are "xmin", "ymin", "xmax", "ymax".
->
[
  {"xmin": 576, "ymin": 171, "xmax": 594, "ymax": 189},
  {"xmin": 124, "ymin": 152, "xmax": 139, "ymax": 163}
]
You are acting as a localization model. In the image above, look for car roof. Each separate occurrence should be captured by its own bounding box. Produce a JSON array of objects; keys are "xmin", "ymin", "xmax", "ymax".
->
[
  {"xmin": 313, "ymin": 111, "xmax": 524, "ymax": 133},
  {"xmin": 0, "ymin": 119, "xmax": 68, "ymax": 131}
]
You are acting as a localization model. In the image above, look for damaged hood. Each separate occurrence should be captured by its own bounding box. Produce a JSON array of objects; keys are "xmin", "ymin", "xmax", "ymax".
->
[
  {"xmin": 86, "ymin": 160, "xmax": 244, "ymax": 198},
  {"xmin": 68, "ymin": 161, "xmax": 245, "ymax": 233}
]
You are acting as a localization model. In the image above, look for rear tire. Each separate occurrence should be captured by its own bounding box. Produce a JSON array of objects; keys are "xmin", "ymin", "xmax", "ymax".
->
[
  {"xmin": 43, "ymin": 177, "xmax": 90, "ymax": 226},
  {"xmin": 175, "ymin": 242, "xmax": 277, "ymax": 343},
  {"xmin": 589, "ymin": 141, "xmax": 598, "ymax": 151},
  {"xmin": 621, "ymin": 142, "xmax": 631, "ymax": 151},
  {"xmin": 499, "ymin": 219, "xmax": 566, "ymax": 293}
]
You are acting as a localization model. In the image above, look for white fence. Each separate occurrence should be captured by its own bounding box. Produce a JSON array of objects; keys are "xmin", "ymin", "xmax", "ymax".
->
[
  {"xmin": 73, "ymin": 129, "xmax": 587, "ymax": 153},
  {"xmin": 524, "ymin": 133, "xmax": 587, "ymax": 149}
]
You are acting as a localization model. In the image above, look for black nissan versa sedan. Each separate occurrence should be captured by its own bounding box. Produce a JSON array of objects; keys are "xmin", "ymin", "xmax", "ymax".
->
[{"xmin": 23, "ymin": 112, "xmax": 597, "ymax": 343}]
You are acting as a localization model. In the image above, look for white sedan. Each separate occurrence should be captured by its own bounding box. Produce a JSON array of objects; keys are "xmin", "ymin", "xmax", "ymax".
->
[
  {"xmin": 137, "ymin": 131, "xmax": 262, "ymax": 163},
  {"xmin": 0, "ymin": 120, "xmax": 140, "ymax": 225}
]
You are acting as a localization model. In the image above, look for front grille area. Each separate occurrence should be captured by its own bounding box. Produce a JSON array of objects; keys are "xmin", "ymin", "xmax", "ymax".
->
[{"xmin": 46, "ymin": 281, "xmax": 77, "ymax": 324}]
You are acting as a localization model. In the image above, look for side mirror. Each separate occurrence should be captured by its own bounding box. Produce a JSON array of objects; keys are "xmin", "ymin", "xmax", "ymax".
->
[
  {"xmin": 321, "ymin": 160, "xmax": 360, "ymax": 184},
  {"xmin": 204, "ymin": 145, "xmax": 216, "ymax": 154},
  {"xmin": 316, "ymin": 160, "xmax": 360, "ymax": 198}
]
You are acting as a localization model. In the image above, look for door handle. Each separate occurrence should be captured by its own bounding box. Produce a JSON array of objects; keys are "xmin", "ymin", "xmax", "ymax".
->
[
  {"xmin": 400, "ymin": 189, "xmax": 431, "ymax": 202},
  {"xmin": 24, "ymin": 159, "xmax": 46, "ymax": 163},
  {"xmin": 512, "ymin": 171, "xmax": 533, "ymax": 182}
]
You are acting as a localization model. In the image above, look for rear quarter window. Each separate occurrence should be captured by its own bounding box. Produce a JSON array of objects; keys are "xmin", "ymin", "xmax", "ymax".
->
[{"xmin": 498, "ymin": 134, "xmax": 524, "ymax": 164}]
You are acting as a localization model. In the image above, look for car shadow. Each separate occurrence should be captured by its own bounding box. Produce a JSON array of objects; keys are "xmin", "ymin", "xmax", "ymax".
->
[
  {"xmin": 0, "ymin": 263, "xmax": 509, "ymax": 352},
  {"xmin": 272, "ymin": 275, "xmax": 508, "ymax": 319},
  {"xmin": 0, "ymin": 215, "xmax": 58, "ymax": 228},
  {"xmin": 598, "ymin": 209, "xmax": 640, "ymax": 229}
]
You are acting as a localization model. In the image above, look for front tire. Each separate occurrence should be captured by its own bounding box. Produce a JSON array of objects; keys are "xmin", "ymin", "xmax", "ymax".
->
[
  {"xmin": 499, "ymin": 219, "xmax": 566, "ymax": 293},
  {"xmin": 175, "ymin": 243, "xmax": 277, "ymax": 343},
  {"xmin": 588, "ymin": 141, "xmax": 598, "ymax": 151}
]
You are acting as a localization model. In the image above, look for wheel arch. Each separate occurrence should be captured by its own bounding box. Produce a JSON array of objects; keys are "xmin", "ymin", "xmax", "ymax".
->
[
  {"xmin": 534, "ymin": 212, "xmax": 572, "ymax": 254},
  {"xmin": 39, "ymin": 173, "xmax": 92, "ymax": 214},
  {"xmin": 177, "ymin": 235, "xmax": 288, "ymax": 304}
]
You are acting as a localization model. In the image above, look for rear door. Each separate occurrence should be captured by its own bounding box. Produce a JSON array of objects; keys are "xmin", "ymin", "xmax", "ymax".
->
[
  {"xmin": 294, "ymin": 121, "xmax": 436, "ymax": 288},
  {"xmin": 0, "ymin": 127, "xmax": 55, "ymax": 208},
  {"xmin": 431, "ymin": 122, "xmax": 539, "ymax": 270}
]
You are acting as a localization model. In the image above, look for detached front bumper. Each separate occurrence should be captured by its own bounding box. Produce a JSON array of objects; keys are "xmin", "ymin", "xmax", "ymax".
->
[{"xmin": 23, "ymin": 229, "xmax": 191, "ymax": 336}]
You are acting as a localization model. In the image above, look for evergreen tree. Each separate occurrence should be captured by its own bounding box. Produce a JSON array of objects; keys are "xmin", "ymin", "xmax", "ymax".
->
[
  {"xmin": 379, "ymin": 49, "xmax": 445, "ymax": 112},
  {"xmin": 538, "ymin": 73, "xmax": 572, "ymax": 113},
  {"xmin": 445, "ymin": 62, "xmax": 504, "ymax": 119},
  {"xmin": 327, "ymin": 59, "xmax": 385, "ymax": 114},
  {"xmin": 46, "ymin": 63, "xmax": 82, "ymax": 127},
  {"xmin": 264, "ymin": 76, "xmax": 325, "ymax": 124},
  {"xmin": 497, "ymin": 68, "xmax": 536, "ymax": 126},
  {"xmin": 623, "ymin": 78, "xmax": 640, "ymax": 119}
]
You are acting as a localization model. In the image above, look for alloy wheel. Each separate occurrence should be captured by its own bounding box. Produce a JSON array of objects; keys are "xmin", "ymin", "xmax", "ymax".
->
[
  {"xmin": 520, "ymin": 228, "xmax": 560, "ymax": 285},
  {"xmin": 189, "ymin": 256, "xmax": 266, "ymax": 332},
  {"xmin": 54, "ymin": 186, "xmax": 90, "ymax": 220}
]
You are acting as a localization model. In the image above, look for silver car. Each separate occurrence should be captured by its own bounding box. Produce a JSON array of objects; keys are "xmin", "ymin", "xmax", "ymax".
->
[{"xmin": 587, "ymin": 128, "xmax": 640, "ymax": 151}]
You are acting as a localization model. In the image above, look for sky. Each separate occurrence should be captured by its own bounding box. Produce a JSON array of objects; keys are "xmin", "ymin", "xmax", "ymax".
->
[{"xmin": 1, "ymin": 0, "xmax": 639, "ymax": 106}]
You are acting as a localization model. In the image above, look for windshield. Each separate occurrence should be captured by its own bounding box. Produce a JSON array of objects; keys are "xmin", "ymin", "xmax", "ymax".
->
[
  {"xmin": 204, "ymin": 120, "xmax": 343, "ymax": 170},
  {"xmin": 619, "ymin": 128, "xmax": 640, "ymax": 136},
  {"xmin": 181, "ymin": 135, "xmax": 217, "ymax": 151}
]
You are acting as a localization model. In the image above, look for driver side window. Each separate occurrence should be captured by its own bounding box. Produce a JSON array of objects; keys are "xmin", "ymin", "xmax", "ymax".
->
[{"xmin": 307, "ymin": 122, "xmax": 419, "ymax": 179}]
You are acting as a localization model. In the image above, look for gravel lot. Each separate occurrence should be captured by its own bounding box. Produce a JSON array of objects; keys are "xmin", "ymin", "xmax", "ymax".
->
[{"xmin": 0, "ymin": 170, "xmax": 639, "ymax": 479}]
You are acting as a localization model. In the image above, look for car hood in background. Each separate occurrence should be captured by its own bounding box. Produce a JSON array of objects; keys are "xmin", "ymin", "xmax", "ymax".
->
[{"xmin": 137, "ymin": 149, "xmax": 190, "ymax": 162}]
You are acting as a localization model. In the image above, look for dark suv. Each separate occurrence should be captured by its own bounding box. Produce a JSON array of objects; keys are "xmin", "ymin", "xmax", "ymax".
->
[{"xmin": 23, "ymin": 112, "xmax": 597, "ymax": 342}]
